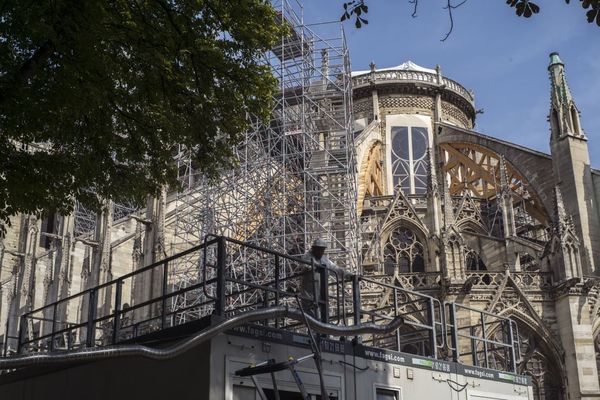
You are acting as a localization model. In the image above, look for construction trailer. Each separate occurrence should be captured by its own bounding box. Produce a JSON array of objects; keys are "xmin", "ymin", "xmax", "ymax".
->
[{"xmin": 0, "ymin": 237, "xmax": 532, "ymax": 399}]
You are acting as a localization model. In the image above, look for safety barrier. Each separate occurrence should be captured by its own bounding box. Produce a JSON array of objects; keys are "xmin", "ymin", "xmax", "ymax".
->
[{"xmin": 9, "ymin": 235, "xmax": 518, "ymax": 373}]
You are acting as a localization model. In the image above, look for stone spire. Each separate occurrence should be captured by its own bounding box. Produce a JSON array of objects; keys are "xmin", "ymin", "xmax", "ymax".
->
[
  {"xmin": 547, "ymin": 53, "xmax": 598, "ymax": 274},
  {"xmin": 548, "ymin": 52, "xmax": 585, "ymax": 139}
]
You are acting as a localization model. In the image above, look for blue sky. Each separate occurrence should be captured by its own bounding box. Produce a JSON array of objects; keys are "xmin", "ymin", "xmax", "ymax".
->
[{"xmin": 302, "ymin": 1, "xmax": 600, "ymax": 165}]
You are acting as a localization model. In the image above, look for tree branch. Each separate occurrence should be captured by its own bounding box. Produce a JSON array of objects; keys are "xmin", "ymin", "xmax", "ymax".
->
[
  {"xmin": 441, "ymin": 0, "xmax": 468, "ymax": 42},
  {"xmin": 409, "ymin": 0, "xmax": 419, "ymax": 18}
]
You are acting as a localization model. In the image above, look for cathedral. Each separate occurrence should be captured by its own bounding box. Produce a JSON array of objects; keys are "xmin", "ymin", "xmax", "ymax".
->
[
  {"xmin": 353, "ymin": 53, "xmax": 600, "ymax": 399},
  {"xmin": 0, "ymin": 15, "xmax": 599, "ymax": 397}
]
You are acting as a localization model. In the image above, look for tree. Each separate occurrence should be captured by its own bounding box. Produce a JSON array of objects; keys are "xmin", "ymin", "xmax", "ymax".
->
[
  {"xmin": 0, "ymin": 0, "xmax": 282, "ymax": 233},
  {"xmin": 341, "ymin": 0, "xmax": 600, "ymax": 39}
]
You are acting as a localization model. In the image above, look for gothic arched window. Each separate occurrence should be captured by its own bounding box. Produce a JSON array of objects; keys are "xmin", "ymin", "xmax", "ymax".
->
[
  {"xmin": 488, "ymin": 322, "xmax": 563, "ymax": 400},
  {"xmin": 519, "ymin": 253, "xmax": 540, "ymax": 271},
  {"xmin": 551, "ymin": 109, "xmax": 560, "ymax": 138},
  {"xmin": 465, "ymin": 248, "xmax": 486, "ymax": 271},
  {"xmin": 517, "ymin": 328, "xmax": 563, "ymax": 400},
  {"xmin": 384, "ymin": 227, "xmax": 425, "ymax": 273},
  {"xmin": 390, "ymin": 126, "xmax": 428, "ymax": 195},
  {"xmin": 570, "ymin": 106, "xmax": 580, "ymax": 135}
]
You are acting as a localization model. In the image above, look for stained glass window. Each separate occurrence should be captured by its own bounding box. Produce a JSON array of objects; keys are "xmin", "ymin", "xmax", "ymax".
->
[
  {"xmin": 384, "ymin": 227, "xmax": 425, "ymax": 273},
  {"xmin": 391, "ymin": 126, "xmax": 429, "ymax": 194}
]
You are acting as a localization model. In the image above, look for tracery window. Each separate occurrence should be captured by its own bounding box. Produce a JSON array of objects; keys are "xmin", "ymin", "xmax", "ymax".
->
[
  {"xmin": 391, "ymin": 126, "xmax": 428, "ymax": 195},
  {"xmin": 518, "ymin": 329, "xmax": 563, "ymax": 400},
  {"xmin": 489, "ymin": 323, "xmax": 562, "ymax": 400},
  {"xmin": 384, "ymin": 227, "xmax": 425, "ymax": 273},
  {"xmin": 465, "ymin": 248, "xmax": 486, "ymax": 271},
  {"xmin": 519, "ymin": 253, "xmax": 540, "ymax": 271}
]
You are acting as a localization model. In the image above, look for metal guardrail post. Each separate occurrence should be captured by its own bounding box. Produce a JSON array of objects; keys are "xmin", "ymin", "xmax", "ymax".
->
[
  {"xmin": 215, "ymin": 236, "xmax": 227, "ymax": 316},
  {"xmin": 113, "ymin": 279, "xmax": 123, "ymax": 345},
  {"xmin": 470, "ymin": 326, "xmax": 478, "ymax": 367},
  {"xmin": 86, "ymin": 289, "xmax": 97, "ymax": 347},
  {"xmin": 428, "ymin": 297, "xmax": 437, "ymax": 359},
  {"xmin": 162, "ymin": 261, "xmax": 169, "ymax": 329},
  {"xmin": 449, "ymin": 303, "xmax": 459, "ymax": 363},
  {"xmin": 352, "ymin": 275, "xmax": 361, "ymax": 326},
  {"xmin": 50, "ymin": 303, "xmax": 57, "ymax": 351},
  {"xmin": 481, "ymin": 315, "xmax": 488, "ymax": 369},
  {"xmin": 393, "ymin": 289, "xmax": 400, "ymax": 351},
  {"xmin": 507, "ymin": 320, "xmax": 517, "ymax": 373},
  {"xmin": 320, "ymin": 265, "xmax": 329, "ymax": 324},
  {"xmin": 3, "ymin": 317, "xmax": 10, "ymax": 357},
  {"xmin": 274, "ymin": 255, "xmax": 280, "ymax": 328},
  {"xmin": 17, "ymin": 315, "xmax": 25, "ymax": 354},
  {"xmin": 311, "ymin": 259, "xmax": 318, "ymax": 319},
  {"xmin": 263, "ymin": 262, "xmax": 270, "ymax": 326}
]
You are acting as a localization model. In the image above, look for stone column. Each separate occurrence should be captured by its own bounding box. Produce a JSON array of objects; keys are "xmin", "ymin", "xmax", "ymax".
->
[
  {"xmin": 555, "ymin": 288, "xmax": 600, "ymax": 399},
  {"xmin": 132, "ymin": 189, "xmax": 166, "ymax": 326},
  {"xmin": 426, "ymin": 147, "xmax": 443, "ymax": 272}
]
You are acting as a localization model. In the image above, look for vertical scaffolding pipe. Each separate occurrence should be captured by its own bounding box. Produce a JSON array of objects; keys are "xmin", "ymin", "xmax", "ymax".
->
[{"xmin": 215, "ymin": 236, "xmax": 227, "ymax": 316}]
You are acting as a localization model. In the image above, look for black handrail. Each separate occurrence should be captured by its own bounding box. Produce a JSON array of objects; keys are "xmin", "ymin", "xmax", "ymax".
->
[{"xmin": 9, "ymin": 235, "xmax": 520, "ymax": 375}]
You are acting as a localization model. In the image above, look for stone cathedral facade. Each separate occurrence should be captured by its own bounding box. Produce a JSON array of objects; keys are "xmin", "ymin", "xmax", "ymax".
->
[
  {"xmin": 1, "ymin": 52, "xmax": 600, "ymax": 400},
  {"xmin": 353, "ymin": 54, "xmax": 600, "ymax": 400}
]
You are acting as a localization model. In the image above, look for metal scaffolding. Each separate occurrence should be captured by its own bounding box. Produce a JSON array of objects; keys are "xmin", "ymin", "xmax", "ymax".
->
[{"xmin": 163, "ymin": 0, "xmax": 359, "ymax": 323}]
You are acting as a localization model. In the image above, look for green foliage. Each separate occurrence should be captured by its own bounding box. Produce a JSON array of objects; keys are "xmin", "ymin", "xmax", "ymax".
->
[
  {"xmin": 582, "ymin": 0, "xmax": 600, "ymax": 25},
  {"xmin": 506, "ymin": 0, "xmax": 540, "ymax": 18},
  {"xmin": 0, "ymin": 0, "xmax": 282, "ymax": 233},
  {"xmin": 341, "ymin": 1, "xmax": 369, "ymax": 28}
]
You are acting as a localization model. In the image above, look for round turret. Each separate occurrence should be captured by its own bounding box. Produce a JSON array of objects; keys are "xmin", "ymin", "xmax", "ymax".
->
[{"xmin": 351, "ymin": 61, "xmax": 475, "ymax": 129}]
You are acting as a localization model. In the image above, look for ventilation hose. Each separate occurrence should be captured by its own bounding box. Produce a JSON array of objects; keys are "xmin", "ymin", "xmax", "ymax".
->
[{"xmin": 0, "ymin": 306, "xmax": 404, "ymax": 370}]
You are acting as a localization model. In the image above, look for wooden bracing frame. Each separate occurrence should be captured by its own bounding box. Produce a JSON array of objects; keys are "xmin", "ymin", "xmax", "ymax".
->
[
  {"xmin": 364, "ymin": 142, "xmax": 384, "ymax": 198},
  {"xmin": 440, "ymin": 142, "xmax": 548, "ymax": 224}
]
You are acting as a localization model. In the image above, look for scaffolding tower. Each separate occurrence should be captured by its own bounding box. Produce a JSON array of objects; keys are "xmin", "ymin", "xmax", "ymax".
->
[{"xmin": 165, "ymin": 0, "xmax": 359, "ymax": 321}]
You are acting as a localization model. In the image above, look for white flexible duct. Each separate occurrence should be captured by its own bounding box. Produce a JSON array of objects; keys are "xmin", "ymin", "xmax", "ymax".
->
[{"xmin": 0, "ymin": 306, "xmax": 404, "ymax": 370}]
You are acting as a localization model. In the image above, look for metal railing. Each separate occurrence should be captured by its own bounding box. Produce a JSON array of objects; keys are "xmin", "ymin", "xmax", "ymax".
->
[
  {"xmin": 358, "ymin": 277, "xmax": 444, "ymax": 359},
  {"xmin": 16, "ymin": 237, "xmax": 323, "ymax": 353},
  {"xmin": 9, "ymin": 235, "xmax": 520, "ymax": 374},
  {"xmin": 446, "ymin": 302, "xmax": 519, "ymax": 373},
  {"xmin": 352, "ymin": 69, "xmax": 474, "ymax": 105}
]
